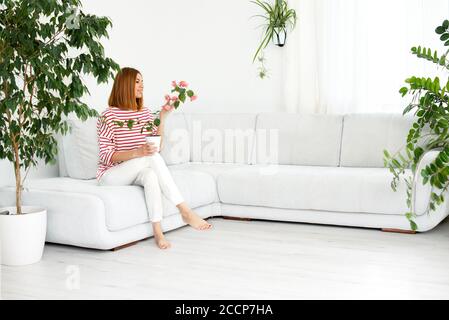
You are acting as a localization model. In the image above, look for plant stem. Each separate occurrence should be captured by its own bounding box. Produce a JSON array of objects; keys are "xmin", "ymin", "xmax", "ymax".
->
[
  {"xmin": 12, "ymin": 138, "xmax": 22, "ymax": 215},
  {"xmin": 2, "ymin": 80, "xmax": 22, "ymax": 214},
  {"xmin": 12, "ymin": 64, "xmax": 29, "ymax": 215}
]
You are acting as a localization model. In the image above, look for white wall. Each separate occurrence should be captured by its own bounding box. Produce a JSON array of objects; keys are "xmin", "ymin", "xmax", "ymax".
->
[
  {"xmin": 82, "ymin": 0, "xmax": 284, "ymax": 114},
  {"xmin": 0, "ymin": 0, "xmax": 285, "ymax": 185},
  {"xmin": 0, "ymin": 159, "xmax": 59, "ymax": 187}
]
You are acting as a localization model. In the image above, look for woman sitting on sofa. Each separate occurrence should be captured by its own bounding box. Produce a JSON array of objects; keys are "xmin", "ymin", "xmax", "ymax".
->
[{"xmin": 97, "ymin": 67, "xmax": 212, "ymax": 249}]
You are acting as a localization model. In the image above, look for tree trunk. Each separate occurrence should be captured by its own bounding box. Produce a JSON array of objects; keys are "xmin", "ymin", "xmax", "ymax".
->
[{"xmin": 13, "ymin": 141, "xmax": 22, "ymax": 215}]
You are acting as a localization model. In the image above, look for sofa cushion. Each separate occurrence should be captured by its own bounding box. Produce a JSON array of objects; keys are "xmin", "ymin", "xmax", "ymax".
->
[
  {"xmin": 255, "ymin": 113, "xmax": 344, "ymax": 166},
  {"xmin": 19, "ymin": 168, "xmax": 216, "ymax": 232},
  {"xmin": 159, "ymin": 113, "xmax": 190, "ymax": 165},
  {"xmin": 184, "ymin": 113, "xmax": 257, "ymax": 164},
  {"xmin": 62, "ymin": 118, "xmax": 99, "ymax": 179},
  {"xmin": 217, "ymin": 165, "xmax": 430, "ymax": 216},
  {"xmin": 55, "ymin": 134, "xmax": 68, "ymax": 177},
  {"xmin": 340, "ymin": 114, "xmax": 414, "ymax": 168},
  {"xmin": 169, "ymin": 162, "xmax": 248, "ymax": 203}
]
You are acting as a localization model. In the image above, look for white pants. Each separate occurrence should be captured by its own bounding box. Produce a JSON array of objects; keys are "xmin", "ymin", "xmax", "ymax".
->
[{"xmin": 99, "ymin": 153, "xmax": 185, "ymax": 222}]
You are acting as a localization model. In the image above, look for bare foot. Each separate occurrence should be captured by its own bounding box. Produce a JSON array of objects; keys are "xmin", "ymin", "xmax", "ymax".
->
[
  {"xmin": 154, "ymin": 234, "xmax": 171, "ymax": 249},
  {"xmin": 181, "ymin": 209, "xmax": 212, "ymax": 230}
]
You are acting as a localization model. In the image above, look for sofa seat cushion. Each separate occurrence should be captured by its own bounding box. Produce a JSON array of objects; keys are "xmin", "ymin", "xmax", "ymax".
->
[
  {"xmin": 217, "ymin": 165, "xmax": 429, "ymax": 216},
  {"xmin": 169, "ymin": 162, "xmax": 248, "ymax": 202},
  {"xmin": 169, "ymin": 162, "xmax": 247, "ymax": 180},
  {"xmin": 18, "ymin": 169, "xmax": 216, "ymax": 232}
]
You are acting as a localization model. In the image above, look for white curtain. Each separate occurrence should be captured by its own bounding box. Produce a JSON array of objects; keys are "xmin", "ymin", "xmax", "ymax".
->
[{"xmin": 283, "ymin": 0, "xmax": 449, "ymax": 114}]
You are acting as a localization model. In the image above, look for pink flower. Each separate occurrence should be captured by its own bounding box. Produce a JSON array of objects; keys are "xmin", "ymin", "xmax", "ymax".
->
[
  {"xmin": 170, "ymin": 96, "xmax": 178, "ymax": 101},
  {"xmin": 179, "ymin": 81, "xmax": 188, "ymax": 88},
  {"xmin": 164, "ymin": 94, "xmax": 170, "ymax": 101},
  {"xmin": 190, "ymin": 95, "xmax": 197, "ymax": 102},
  {"xmin": 171, "ymin": 81, "xmax": 177, "ymax": 87},
  {"xmin": 163, "ymin": 104, "xmax": 174, "ymax": 111}
]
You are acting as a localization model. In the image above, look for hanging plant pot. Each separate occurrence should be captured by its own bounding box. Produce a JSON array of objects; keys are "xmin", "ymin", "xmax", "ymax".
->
[
  {"xmin": 273, "ymin": 27, "xmax": 287, "ymax": 47},
  {"xmin": 251, "ymin": 0, "xmax": 297, "ymax": 78}
]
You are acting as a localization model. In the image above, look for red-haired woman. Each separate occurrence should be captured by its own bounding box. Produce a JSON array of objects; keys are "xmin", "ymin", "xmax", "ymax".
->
[{"xmin": 97, "ymin": 67, "xmax": 212, "ymax": 249}]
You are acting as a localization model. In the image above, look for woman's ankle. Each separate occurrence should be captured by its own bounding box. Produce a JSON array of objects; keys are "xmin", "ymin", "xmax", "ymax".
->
[
  {"xmin": 176, "ymin": 202, "xmax": 187, "ymax": 210},
  {"xmin": 152, "ymin": 221, "xmax": 164, "ymax": 237},
  {"xmin": 176, "ymin": 203, "xmax": 192, "ymax": 217}
]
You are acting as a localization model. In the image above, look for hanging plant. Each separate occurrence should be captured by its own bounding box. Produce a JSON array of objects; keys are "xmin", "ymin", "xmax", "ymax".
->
[{"xmin": 251, "ymin": 0, "xmax": 297, "ymax": 78}]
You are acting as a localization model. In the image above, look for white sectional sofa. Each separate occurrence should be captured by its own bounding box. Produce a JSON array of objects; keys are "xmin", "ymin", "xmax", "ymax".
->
[{"xmin": 1, "ymin": 112, "xmax": 448, "ymax": 250}]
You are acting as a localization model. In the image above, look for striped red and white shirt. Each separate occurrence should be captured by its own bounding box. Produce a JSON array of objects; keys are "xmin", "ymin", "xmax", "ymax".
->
[{"xmin": 96, "ymin": 107, "xmax": 158, "ymax": 180}]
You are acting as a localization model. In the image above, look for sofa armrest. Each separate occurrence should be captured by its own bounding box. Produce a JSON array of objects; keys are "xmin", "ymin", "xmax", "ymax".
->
[
  {"xmin": 409, "ymin": 149, "xmax": 449, "ymax": 231},
  {"xmin": 412, "ymin": 149, "xmax": 443, "ymax": 215}
]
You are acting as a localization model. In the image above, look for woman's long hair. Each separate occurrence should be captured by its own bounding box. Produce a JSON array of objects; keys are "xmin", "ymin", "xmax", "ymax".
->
[{"xmin": 108, "ymin": 67, "xmax": 143, "ymax": 111}]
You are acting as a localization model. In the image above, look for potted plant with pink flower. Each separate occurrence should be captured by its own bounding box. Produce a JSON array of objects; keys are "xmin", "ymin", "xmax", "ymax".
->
[{"xmin": 112, "ymin": 80, "xmax": 197, "ymax": 152}]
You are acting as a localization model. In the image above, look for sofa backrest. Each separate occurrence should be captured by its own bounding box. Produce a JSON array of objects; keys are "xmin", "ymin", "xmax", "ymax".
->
[
  {"xmin": 183, "ymin": 113, "xmax": 257, "ymax": 164},
  {"xmin": 57, "ymin": 112, "xmax": 415, "ymax": 179},
  {"xmin": 158, "ymin": 113, "xmax": 190, "ymax": 165},
  {"xmin": 58, "ymin": 118, "xmax": 99, "ymax": 179},
  {"xmin": 340, "ymin": 114, "xmax": 414, "ymax": 168},
  {"xmin": 255, "ymin": 113, "xmax": 344, "ymax": 166},
  {"xmin": 58, "ymin": 112, "xmax": 190, "ymax": 180}
]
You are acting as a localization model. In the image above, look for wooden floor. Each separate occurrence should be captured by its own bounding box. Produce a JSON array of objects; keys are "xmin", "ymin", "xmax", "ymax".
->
[{"xmin": 2, "ymin": 217, "xmax": 449, "ymax": 300}]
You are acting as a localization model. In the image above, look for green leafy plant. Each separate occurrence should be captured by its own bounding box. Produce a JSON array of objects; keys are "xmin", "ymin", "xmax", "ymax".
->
[
  {"xmin": 256, "ymin": 52, "xmax": 269, "ymax": 79},
  {"xmin": 0, "ymin": 0, "xmax": 120, "ymax": 214},
  {"xmin": 384, "ymin": 19, "xmax": 449, "ymax": 231},
  {"xmin": 251, "ymin": 0, "xmax": 297, "ymax": 77},
  {"xmin": 109, "ymin": 80, "xmax": 198, "ymax": 134}
]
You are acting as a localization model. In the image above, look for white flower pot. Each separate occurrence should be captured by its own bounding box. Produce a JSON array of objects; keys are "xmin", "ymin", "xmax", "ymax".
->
[{"xmin": 0, "ymin": 206, "xmax": 47, "ymax": 266}]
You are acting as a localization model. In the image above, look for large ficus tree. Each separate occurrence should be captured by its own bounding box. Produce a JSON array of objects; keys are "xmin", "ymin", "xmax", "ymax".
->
[{"xmin": 0, "ymin": 0, "xmax": 120, "ymax": 213}]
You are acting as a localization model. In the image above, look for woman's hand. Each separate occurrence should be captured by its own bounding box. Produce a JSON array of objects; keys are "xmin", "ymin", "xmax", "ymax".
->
[
  {"xmin": 160, "ymin": 107, "xmax": 173, "ymax": 120},
  {"xmin": 161, "ymin": 96, "xmax": 175, "ymax": 118},
  {"xmin": 134, "ymin": 142, "xmax": 158, "ymax": 158},
  {"xmin": 111, "ymin": 143, "xmax": 157, "ymax": 163}
]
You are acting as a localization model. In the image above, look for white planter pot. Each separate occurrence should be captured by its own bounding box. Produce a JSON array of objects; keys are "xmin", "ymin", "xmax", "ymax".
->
[{"xmin": 0, "ymin": 206, "xmax": 47, "ymax": 266}]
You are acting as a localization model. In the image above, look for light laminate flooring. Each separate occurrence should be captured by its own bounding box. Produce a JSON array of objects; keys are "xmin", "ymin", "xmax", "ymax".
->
[{"xmin": 2, "ymin": 217, "xmax": 449, "ymax": 300}]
